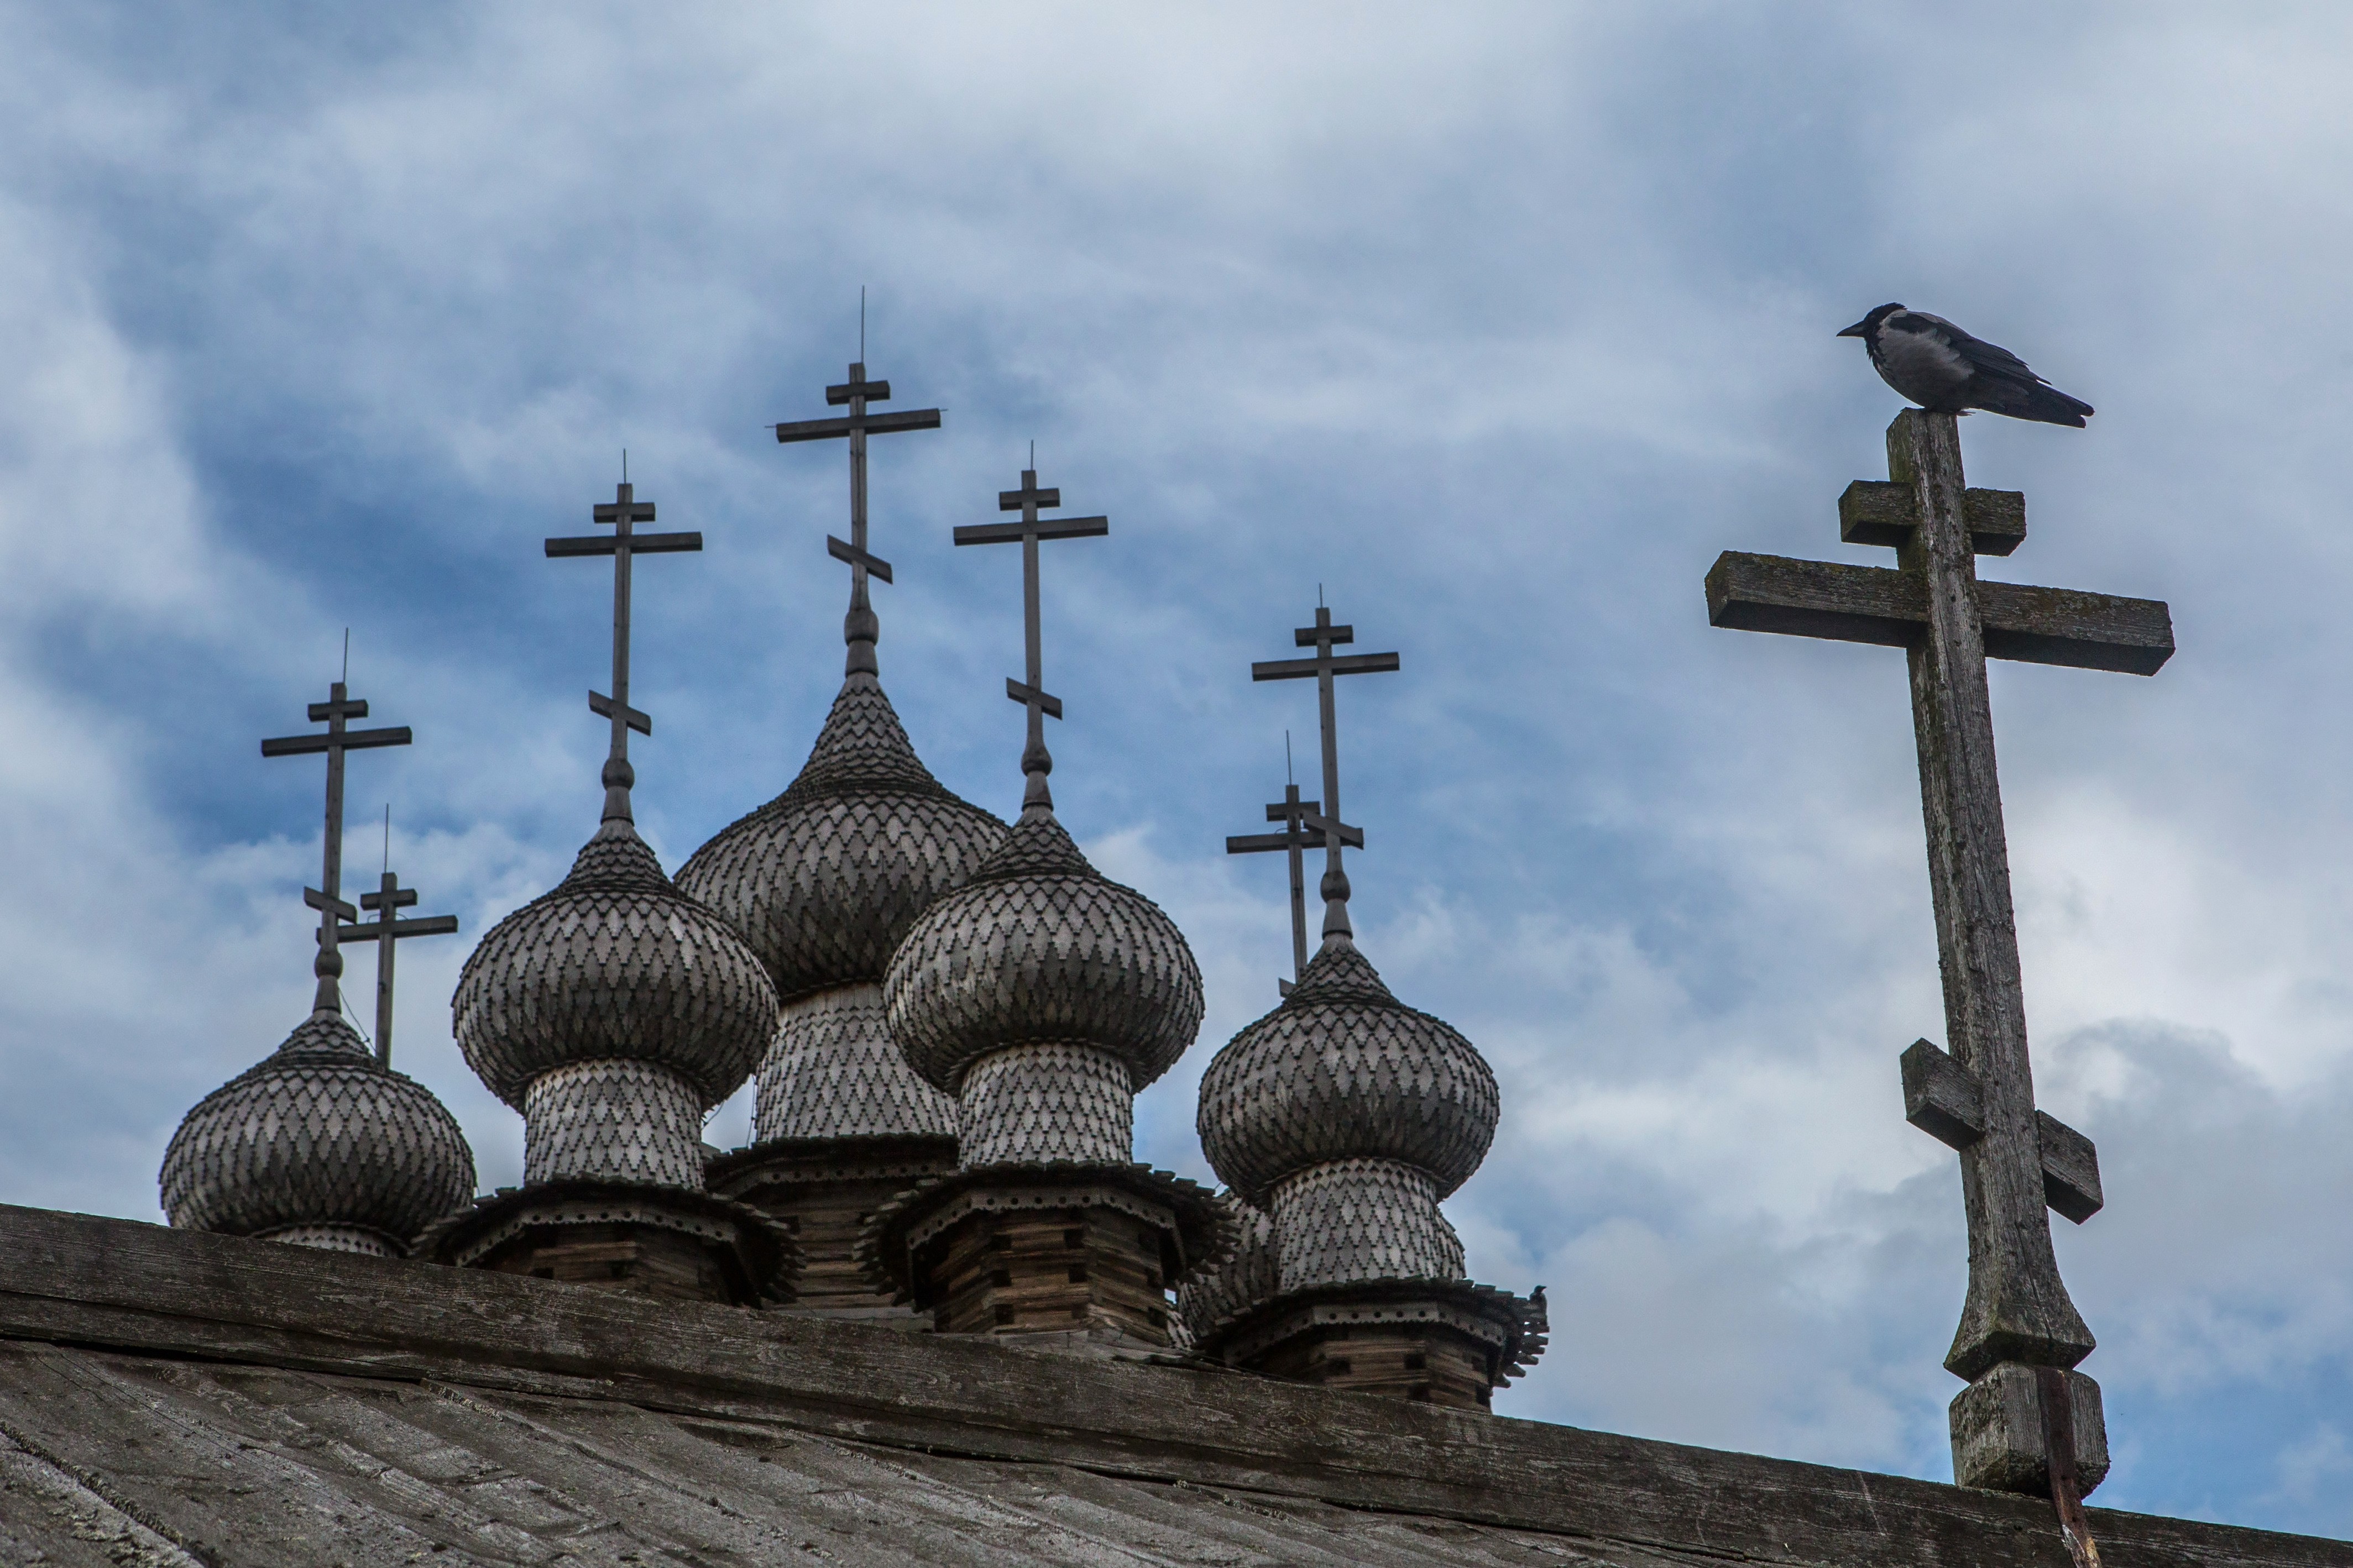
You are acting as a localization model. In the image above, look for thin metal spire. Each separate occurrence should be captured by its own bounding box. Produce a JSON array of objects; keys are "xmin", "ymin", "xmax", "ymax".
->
[
  {"xmin": 774, "ymin": 356, "xmax": 942, "ymax": 679},
  {"xmin": 1251, "ymin": 602, "xmax": 1399, "ymax": 947},
  {"xmin": 543, "ymin": 474, "xmax": 704, "ymax": 823},
  {"xmin": 261, "ymin": 671, "xmax": 414, "ymax": 1022},
  {"xmin": 953, "ymin": 467, "xmax": 1108, "ymax": 819}
]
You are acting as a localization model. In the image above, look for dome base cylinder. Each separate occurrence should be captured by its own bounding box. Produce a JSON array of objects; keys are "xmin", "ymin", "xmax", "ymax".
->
[
  {"xmin": 925, "ymin": 1200, "xmax": 1175, "ymax": 1343},
  {"xmin": 1253, "ymin": 1321, "xmax": 1498, "ymax": 1409},
  {"xmin": 958, "ymin": 1044, "xmax": 1133, "ymax": 1168},
  {"xmin": 756, "ymin": 983, "xmax": 957, "ymax": 1144},
  {"xmin": 420, "ymin": 1180, "xmax": 795, "ymax": 1307},
  {"xmin": 707, "ymin": 1134, "xmax": 958, "ymax": 1322},
  {"xmin": 1268, "ymin": 1157, "xmax": 1462, "ymax": 1292},
  {"xmin": 524, "ymin": 1060, "xmax": 706, "ymax": 1189}
]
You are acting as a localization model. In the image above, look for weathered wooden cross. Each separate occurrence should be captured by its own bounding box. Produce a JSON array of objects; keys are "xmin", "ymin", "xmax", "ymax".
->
[
  {"xmin": 1252, "ymin": 606, "xmax": 1396, "ymax": 945},
  {"xmin": 335, "ymin": 869, "xmax": 458, "ymax": 1070},
  {"xmin": 545, "ymin": 480, "xmax": 702, "ymax": 822},
  {"xmin": 1226, "ymin": 780, "xmax": 1327, "ymax": 992},
  {"xmin": 262, "ymin": 681, "xmax": 412, "ymax": 1022},
  {"xmin": 1707, "ymin": 408, "xmax": 2173, "ymax": 1514},
  {"xmin": 773, "ymin": 361, "xmax": 941, "ymax": 676},
  {"xmin": 953, "ymin": 468, "xmax": 1107, "ymax": 817}
]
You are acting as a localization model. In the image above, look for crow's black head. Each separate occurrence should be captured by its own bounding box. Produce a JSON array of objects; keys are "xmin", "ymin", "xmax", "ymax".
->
[{"xmin": 1838, "ymin": 303, "xmax": 1904, "ymax": 338}]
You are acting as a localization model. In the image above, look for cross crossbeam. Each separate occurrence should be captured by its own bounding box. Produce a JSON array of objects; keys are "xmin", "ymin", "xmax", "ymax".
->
[
  {"xmin": 262, "ymin": 680, "xmax": 414, "ymax": 1024},
  {"xmin": 776, "ymin": 361, "xmax": 940, "ymax": 677},
  {"xmin": 1249, "ymin": 606, "xmax": 1398, "ymax": 945},
  {"xmin": 332, "ymin": 870, "xmax": 459, "ymax": 1069},
  {"xmin": 1227, "ymin": 784, "xmax": 1329, "ymax": 988},
  {"xmin": 955, "ymin": 466, "xmax": 1105, "ymax": 816},
  {"xmin": 546, "ymin": 480, "xmax": 699, "ymax": 824},
  {"xmin": 1706, "ymin": 407, "xmax": 2169, "ymax": 1506}
]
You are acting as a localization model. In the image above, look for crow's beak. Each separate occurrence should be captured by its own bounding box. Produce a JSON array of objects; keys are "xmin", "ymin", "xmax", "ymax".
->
[{"xmin": 1837, "ymin": 318, "xmax": 1870, "ymax": 338}]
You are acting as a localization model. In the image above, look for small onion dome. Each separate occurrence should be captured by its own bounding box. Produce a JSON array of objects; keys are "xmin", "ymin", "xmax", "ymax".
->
[
  {"xmin": 160, "ymin": 1010, "xmax": 475, "ymax": 1248},
  {"xmin": 1198, "ymin": 938, "xmax": 1497, "ymax": 1209},
  {"xmin": 676, "ymin": 674, "xmax": 1005, "ymax": 1001},
  {"xmin": 884, "ymin": 812, "xmax": 1202, "ymax": 1098},
  {"xmin": 1175, "ymin": 1197, "xmax": 1277, "ymax": 1344},
  {"xmin": 454, "ymin": 820, "xmax": 777, "ymax": 1110}
]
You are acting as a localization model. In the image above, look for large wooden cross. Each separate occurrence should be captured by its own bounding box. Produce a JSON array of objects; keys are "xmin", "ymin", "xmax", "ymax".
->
[
  {"xmin": 1707, "ymin": 408, "xmax": 2172, "ymax": 1512},
  {"xmin": 262, "ymin": 682, "xmax": 412, "ymax": 1020},
  {"xmin": 545, "ymin": 480, "xmax": 702, "ymax": 822},
  {"xmin": 335, "ymin": 870, "xmax": 458, "ymax": 1069},
  {"xmin": 1252, "ymin": 606, "xmax": 1395, "ymax": 943},
  {"xmin": 953, "ymin": 469, "xmax": 1107, "ymax": 817},
  {"xmin": 1226, "ymin": 781, "xmax": 1327, "ymax": 992},
  {"xmin": 773, "ymin": 361, "xmax": 941, "ymax": 677}
]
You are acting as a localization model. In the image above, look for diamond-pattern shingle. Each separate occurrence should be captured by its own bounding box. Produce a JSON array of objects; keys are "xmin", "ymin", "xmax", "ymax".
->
[
  {"xmin": 159, "ymin": 1011, "xmax": 475, "ymax": 1249},
  {"xmin": 1196, "ymin": 938, "xmax": 1497, "ymax": 1207},
  {"xmin": 453, "ymin": 819, "xmax": 778, "ymax": 1111}
]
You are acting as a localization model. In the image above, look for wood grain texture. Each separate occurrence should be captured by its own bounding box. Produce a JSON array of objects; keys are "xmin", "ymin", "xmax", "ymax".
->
[
  {"xmin": 1704, "ymin": 554, "xmax": 2173, "ymax": 675},
  {"xmin": 0, "ymin": 1204, "xmax": 2342, "ymax": 1566},
  {"xmin": 1887, "ymin": 408, "xmax": 2095, "ymax": 1384}
]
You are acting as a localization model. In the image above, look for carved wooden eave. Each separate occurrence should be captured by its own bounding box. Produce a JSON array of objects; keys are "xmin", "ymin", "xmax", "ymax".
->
[{"xmin": 0, "ymin": 1204, "xmax": 2341, "ymax": 1567}]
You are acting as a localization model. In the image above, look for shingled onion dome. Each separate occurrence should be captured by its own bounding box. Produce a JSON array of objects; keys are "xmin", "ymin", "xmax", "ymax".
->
[
  {"xmin": 160, "ymin": 1010, "xmax": 475, "ymax": 1257},
  {"xmin": 681, "ymin": 663, "xmax": 1005, "ymax": 1313},
  {"xmin": 859, "ymin": 809, "xmax": 1231, "ymax": 1342},
  {"xmin": 1190, "ymin": 936, "xmax": 1546, "ymax": 1406}
]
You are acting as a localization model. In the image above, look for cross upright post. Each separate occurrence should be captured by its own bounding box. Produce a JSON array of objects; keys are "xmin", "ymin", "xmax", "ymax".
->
[
  {"xmin": 773, "ymin": 361, "xmax": 942, "ymax": 676},
  {"xmin": 1226, "ymin": 781, "xmax": 1327, "ymax": 990},
  {"xmin": 261, "ymin": 682, "xmax": 414, "ymax": 1022},
  {"xmin": 1707, "ymin": 408, "xmax": 2173, "ymax": 1530},
  {"xmin": 335, "ymin": 869, "xmax": 459, "ymax": 1069},
  {"xmin": 1251, "ymin": 606, "xmax": 1397, "ymax": 943},
  {"xmin": 953, "ymin": 468, "xmax": 1108, "ymax": 816},
  {"xmin": 545, "ymin": 480, "xmax": 703, "ymax": 822}
]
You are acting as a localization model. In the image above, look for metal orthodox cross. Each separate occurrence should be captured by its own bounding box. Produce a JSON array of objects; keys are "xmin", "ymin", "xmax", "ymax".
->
[
  {"xmin": 261, "ymin": 683, "xmax": 412, "ymax": 1021},
  {"xmin": 773, "ymin": 362, "xmax": 941, "ymax": 676},
  {"xmin": 1707, "ymin": 408, "xmax": 2173, "ymax": 1519},
  {"xmin": 335, "ymin": 871, "xmax": 457, "ymax": 1069},
  {"xmin": 545, "ymin": 480, "xmax": 703, "ymax": 821},
  {"xmin": 1227, "ymin": 782, "xmax": 1326, "ymax": 992},
  {"xmin": 1252, "ymin": 606, "xmax": 1397, "ymax": 943},
  {"xmin": 953, "ymin": 468, "xmax": 1107, "ymax": 816}
]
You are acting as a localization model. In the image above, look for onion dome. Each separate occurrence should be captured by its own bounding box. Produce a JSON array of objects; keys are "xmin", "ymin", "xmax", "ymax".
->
[
  {"xmin": 1175, "ymin": 1197, "xmax": 1277, "ymax": 1344},
  {"xmin": 160, "ymin": 1011, "xmax": 475, "ymax": 1255},
  {"xmin": 677, "ymin": 674, "xmax": 1005, "ymax": 1003},
  {"xmin": 1198, "ymin": 938, "xmax": 1497, "ymax": 1209},
  {"xmin": 454, "ymin": 820, "xmax": 777, "ymax": 1111},
  {"xmin": 884, "ymin": 812, "xmax": 1203, "ymax": 1098}
]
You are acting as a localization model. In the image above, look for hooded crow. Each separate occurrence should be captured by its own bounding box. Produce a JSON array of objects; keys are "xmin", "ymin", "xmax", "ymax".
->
[{"xmin": 1838, "ymin": 304, "xmax": 2093, "ymax": 427}]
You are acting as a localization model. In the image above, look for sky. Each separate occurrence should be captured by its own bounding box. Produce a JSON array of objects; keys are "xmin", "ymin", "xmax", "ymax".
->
[{"xmin": 2, "ymin": 0, "xmax": 2350, "ymax": 1539}]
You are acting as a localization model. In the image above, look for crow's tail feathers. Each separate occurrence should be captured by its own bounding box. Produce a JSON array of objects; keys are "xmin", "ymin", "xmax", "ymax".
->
[{"xmin": 2009, "ymin": 381, "xmax": 2095, "ymax": 428}]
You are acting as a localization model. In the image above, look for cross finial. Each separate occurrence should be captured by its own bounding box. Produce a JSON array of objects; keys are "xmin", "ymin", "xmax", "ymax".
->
[
  {"xmin": 1251, "ymin": 603, "xmax": 1398, "ymax": 946},
  {"xmin": 545, "ymin": 477, "xmax": 703, "ymax": 822},
  {"xmin": 953, "ymin": 466, "xmax": 1110, "ymax": 818},
  {"xmin": 334, "ymin": 862, "xmax": 458, "ymax": 1069},
  {"xmin": 1226, "ymin": 777, "xmax": 1327, "ymax": 992},
  {"xmin": 260, "ymin": 674, "xmax": 414, "ymax": 1024},
  {"xmin": 775, "ymin": 361, "xmax": 942, "ymax": 679}
]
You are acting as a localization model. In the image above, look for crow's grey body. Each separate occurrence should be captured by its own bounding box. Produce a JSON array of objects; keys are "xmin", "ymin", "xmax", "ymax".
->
[{"xmin": 1839, "ymin": 304, "xmax": 2093, "ymax": 427}]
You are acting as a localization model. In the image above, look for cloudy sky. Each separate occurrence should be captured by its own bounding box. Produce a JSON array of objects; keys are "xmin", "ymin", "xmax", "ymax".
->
[{"xmin": 4, "ymin": 1, "xmax": 2351, "ymax": 1538}]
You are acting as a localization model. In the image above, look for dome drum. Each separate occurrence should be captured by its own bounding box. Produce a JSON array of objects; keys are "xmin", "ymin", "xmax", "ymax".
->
[
  {"xmin": 957, "ymin": 1043, "xmax": 1133, "ymax": 1168},
  {"xmin": 254, "ymin": 1222, "xmax": 402, "ymax": 1257},
  {"xmin": 524, "ymin": 1060, "xmax": 707, "ymax": 1188},
  {"xmin": 1268, "ymin": 1156, "xmax": 1465, "ymax": 1293},
  {"xmin": 754, "ymin": 982, "xmax": 957, "ymax": 1145}
]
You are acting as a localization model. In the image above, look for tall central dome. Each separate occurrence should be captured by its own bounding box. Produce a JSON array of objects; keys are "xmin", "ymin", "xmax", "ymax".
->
[{"xmin": 680, "ymin": 360, "xmax": 1006, "ymax": 1318}]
